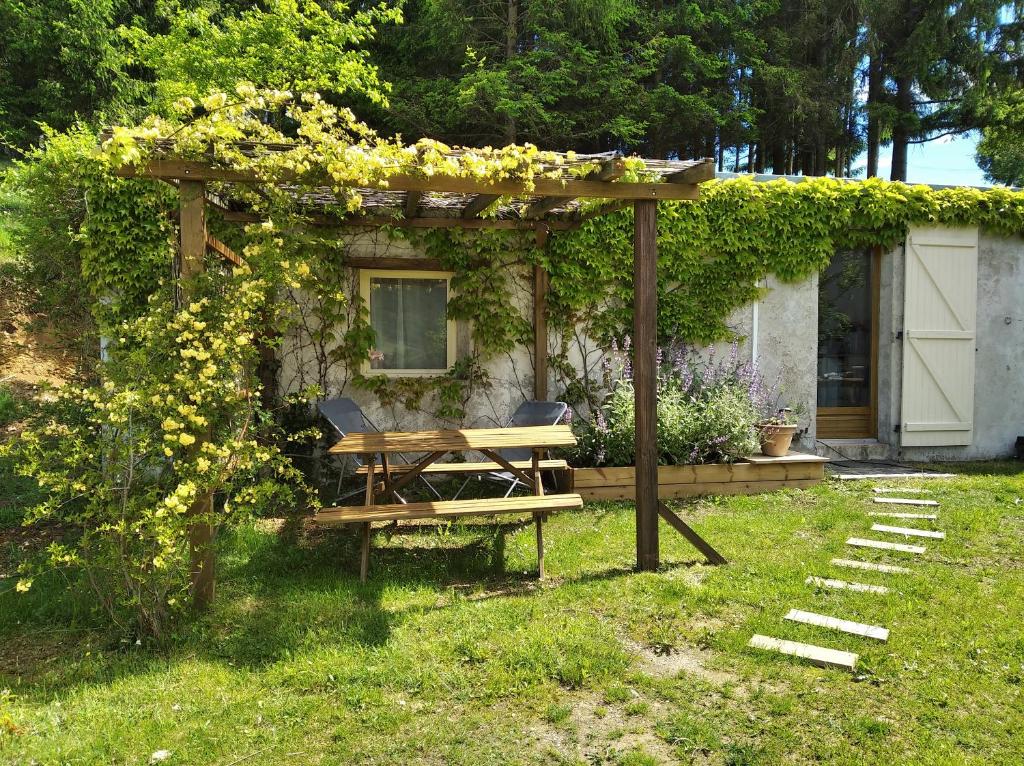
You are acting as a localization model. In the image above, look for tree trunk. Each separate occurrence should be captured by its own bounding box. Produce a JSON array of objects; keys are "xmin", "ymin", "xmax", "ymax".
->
[
  {"xmin": 866, "ymin": 55, "xmax": 883, "ymax": 178},
  {"xmin": 503, "ymin": 0, "xmax": 518, "ymax": 144},
  {"xmin": 890, "ymin": 74, "xmax": 913, "ymax": 182}
]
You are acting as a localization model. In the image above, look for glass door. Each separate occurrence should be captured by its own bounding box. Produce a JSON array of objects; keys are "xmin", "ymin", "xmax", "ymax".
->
[{"xmin": 816, "ymin": 248, "xmax": 879, "ymax": 439}]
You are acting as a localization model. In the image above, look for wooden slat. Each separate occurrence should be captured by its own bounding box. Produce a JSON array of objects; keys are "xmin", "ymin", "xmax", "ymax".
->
[
  {"xmin": 748, "ymin": 634, "xmax": 858, "ymax": 671},
  {"xmin": 742, "ymin": 452, "xmax": 830, "ymax": 464},
  {"xmin": 871, "ymin": 524, "xmax": 945, "ymax": 540},
  {"xmin": 806, "ymin": 576, "xmax": 889, "ymax": 595},
  {"xmin": 356, "ymin": 458, "xmax": 568, "ymax": 475},
  {"xmin": 577, "ymin": 479, "xmax": 820, "ymax": 501},
  {"xmin": 328, "ymin": 425, "xmax": 576, "ymax": 454},
  {"xmin": 873, "ymin": 497, "xmax": 939, "ymax": 507},
  {"xmin": 405, "ymin": 191, "xmax": 422, "ymax": 218},
  {"xmin": 868, "ymin": 512, "xmax": 938, "ymax": 520},
  {"xmin": 831, "ymin": 558, "xmax": 913, "ymax": 575},
  {"xmin": 118, "ymin": 160, "xmax": 704, "ymax": 201},
  {"xmin": 314, "ymin": 493, "xmax": 583, "ymax": 524},
  {"xmin": 572, "ymin": 463, "xmax": 823, "ymax": 488},
  {"xmin": 221, "ymin": 209, "xmax": 578, "ymax": 231},
  {"xmin": 847, "ymin": 537, "xmax": 926, "ymax": 554},
  {"xmin": 462, "ymin": 193, "xmax": 501, "ymax": 218},
  {"xmin": 835, "ymin": 472, "xmax": 955, "ymax": 480},
  {"xmin": 663, "ymin": 158, "xmax": 716, "ymax": 184},
  {"xmin": 783, "ymin": 609, "xmax": 889, "ymax": 641}
]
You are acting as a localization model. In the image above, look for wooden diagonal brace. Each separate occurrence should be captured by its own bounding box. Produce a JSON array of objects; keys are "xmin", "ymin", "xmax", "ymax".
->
[{"xmin": 658, "ymin": 501, "xmax": 727, "ymax": 565}]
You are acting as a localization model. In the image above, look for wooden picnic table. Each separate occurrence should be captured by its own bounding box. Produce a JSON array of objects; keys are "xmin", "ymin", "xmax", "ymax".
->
[{"xmin": 324, "ymin": 424, "xmax": 579, "ymax": 580}]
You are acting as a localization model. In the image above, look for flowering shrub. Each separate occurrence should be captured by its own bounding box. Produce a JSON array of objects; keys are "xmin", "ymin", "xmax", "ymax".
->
[
  {"xmin": 2, "ymin": 268, "xmax": 314, "ymax": 638},
  {"xmin": 569, "ymin": 342, "xmax": 784, "ymax": 467}
]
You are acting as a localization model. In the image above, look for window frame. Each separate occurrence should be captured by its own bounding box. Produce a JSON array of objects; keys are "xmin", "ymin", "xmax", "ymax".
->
[{"xmin": 358, "ymin": 268, "xmax": 457, "ymax": 377}]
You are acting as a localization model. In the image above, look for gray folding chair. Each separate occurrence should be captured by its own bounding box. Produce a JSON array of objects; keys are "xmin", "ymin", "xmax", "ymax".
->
[
  {"xmin": 318, "ymin": 397, "xmax": 442, "ymax": 503},
  {"xmin": 454, "ymin": 400, "xmax": 569, "ymax": 499}
]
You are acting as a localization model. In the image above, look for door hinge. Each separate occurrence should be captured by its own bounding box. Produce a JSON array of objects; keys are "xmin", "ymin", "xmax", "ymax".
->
[
  {"xmin": 894, "ymin": 424, "xmax": 901, "ymax": 433},
  {"xmin": 895, "ymin": 330, "xmax": 903, "ymax": 340}
]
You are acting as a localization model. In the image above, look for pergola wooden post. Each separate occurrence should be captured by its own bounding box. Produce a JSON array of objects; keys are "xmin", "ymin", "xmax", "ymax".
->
[
  {"xmin": 178, "ymin": 180, "xmax": 216, "ymax": 610},
  {"xmin": 533, "ymin": 225, "xmax": 550, "ymax": 401},
  {"xmin": 113, "ymin": 145, "xmax": 723, "ymax": 602},
  {"xmin": 633, "ymin": 200, "xmax": 659, "ymax": 570}
]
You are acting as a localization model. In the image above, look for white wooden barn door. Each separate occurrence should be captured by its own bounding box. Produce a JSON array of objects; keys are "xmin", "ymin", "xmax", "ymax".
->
[{"xmin": 901, "ymin": 225, "xmax": 978, "ymax": 446}]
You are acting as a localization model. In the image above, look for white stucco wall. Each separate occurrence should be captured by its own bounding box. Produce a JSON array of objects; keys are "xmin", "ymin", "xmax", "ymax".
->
[{"xmin": 278, "ymin": 226, "xmax": 1024, "ymax": 461}]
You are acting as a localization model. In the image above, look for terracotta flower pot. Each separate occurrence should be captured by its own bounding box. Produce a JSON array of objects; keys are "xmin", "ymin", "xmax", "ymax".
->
[{"xmin": 759, "ymin": 423, "xmax": 798, "ymax": 457}]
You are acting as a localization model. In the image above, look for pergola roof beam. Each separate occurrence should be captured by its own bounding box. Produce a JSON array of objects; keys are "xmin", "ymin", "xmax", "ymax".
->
[
  {"xmin": 116, "ymin": 160, "xmax": 702, "ymax": 201},
  {"xmin": 525, "ymin": 157, "xmax": 625, "ymax": 220},
  {"xmin": 461, "ymin": 193, "xmax": 501, "ymax": 218},
  {"xmin": 663, "ymin": 158, "xmax": 716, "ymax": 184}
]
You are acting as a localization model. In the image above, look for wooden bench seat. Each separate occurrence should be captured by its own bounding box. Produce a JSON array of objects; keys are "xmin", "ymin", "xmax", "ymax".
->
[
  {"xmin": 315, "ymin": 493, "xmax": 583, "ymax": 525},
  {"xmin": 354, "ymin": 458, "xmax": 569, "ymax": 476},
  {"xmin": 315, "ymin": 493, "xmax": 584, "ymax": 582}
]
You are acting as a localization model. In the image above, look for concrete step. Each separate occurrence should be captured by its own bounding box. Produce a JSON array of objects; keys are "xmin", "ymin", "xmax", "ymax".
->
[{"xmin": 816, "ymin": 439, "xmax": 894, "ymax": 463}]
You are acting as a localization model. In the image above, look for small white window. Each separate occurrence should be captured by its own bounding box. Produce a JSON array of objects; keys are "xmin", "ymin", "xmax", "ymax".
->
[{"xmin": 359, "ymin": 269, "xmax": 456, "ymax": 376}]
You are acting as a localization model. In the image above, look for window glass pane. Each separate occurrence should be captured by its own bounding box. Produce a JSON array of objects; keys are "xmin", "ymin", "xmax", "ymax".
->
[
  {"xmin": 369, "ymin": 276, "xmax": 448, "ymax": 370},
  {"xmin": 817, "ymin": 249, "xmax": 873, "ymax": 407}
]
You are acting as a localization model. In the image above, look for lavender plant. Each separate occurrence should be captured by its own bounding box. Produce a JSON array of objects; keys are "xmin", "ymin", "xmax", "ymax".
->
[{"xmin": 569, "ymin": 341, "xmax": 786, "ymax": 467}]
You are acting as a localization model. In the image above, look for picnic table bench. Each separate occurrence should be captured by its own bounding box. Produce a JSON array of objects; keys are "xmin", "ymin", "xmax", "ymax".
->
[{"xmin": 315, "ymin": 425, "xmax": 583, "ymax": 580}]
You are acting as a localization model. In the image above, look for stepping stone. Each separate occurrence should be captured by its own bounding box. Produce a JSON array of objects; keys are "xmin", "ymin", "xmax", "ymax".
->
[
  {"xmin": 874, "ymin": 487, "xmax": 930, "ymax": 494},
  {"xmin": 832, "ymin": 558, "xmax": 913, "ymax": 575},
  {"xmin": 871, "ymin": 523, "xmax": 945, "ymax": 540},
  {"xmin": 784, "ymin": 608, "xmax": 889, "ymax": 641},
  {"xmin": 806, "ymin": 576, "xmax": 889, "ymax": 594},
  {"xmin": 748, "ymin": 634, "xmax": 858, "ymax": 671},
  {"xmin": 873, "ymin": 497, "xmax": 939, "ymax": 507},
  {"xmin": 836, "ymin": 472, "xmax": 954, "ymax": 480},
  {"xmin": 868, "ymin": 511, "xmax": 938, "ymax": 520},
  {"xmin": 847, "ymin": 537, "xmax": 926, "ymax": 554}
]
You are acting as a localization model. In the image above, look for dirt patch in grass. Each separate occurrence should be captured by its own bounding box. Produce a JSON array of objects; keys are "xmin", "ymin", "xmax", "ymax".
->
[
  {"xmin": 0, "ymin": 303, "xmax": 76, "ymax": 389},
  {"xmin": 623, "ymin": 636, "xmax": 734, "ymax": 688},
  {"xmin": 531, "ymin": 690, "xmax": 681, "ymax": 765}
]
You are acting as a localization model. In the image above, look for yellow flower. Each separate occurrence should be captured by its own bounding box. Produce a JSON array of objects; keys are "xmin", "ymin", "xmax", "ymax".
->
[
  {"xmin": 178, "ymin": 433, "xmax": 196, "ymax": 446},
  {"xmin": 196, "ymin": 457, "xmax": 211, "ymax": 473},
  {"xmin": 164, "ymin": 447, "xmax": 174, "ymax": 457},
  {"xmin": 235, "ymin": 335, "xmax": 248, "ymax": 347}
]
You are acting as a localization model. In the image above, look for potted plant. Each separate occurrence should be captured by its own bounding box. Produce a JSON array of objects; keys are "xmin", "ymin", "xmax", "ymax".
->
[{"xmin": 758, "ymin": 408, "xmax": 798, "ymax": 457}]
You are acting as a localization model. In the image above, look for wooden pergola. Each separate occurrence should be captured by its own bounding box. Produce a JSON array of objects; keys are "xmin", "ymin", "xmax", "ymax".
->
[{"xmin": 116, "ymin": 144, "xmax": 722, "ymax": 606}]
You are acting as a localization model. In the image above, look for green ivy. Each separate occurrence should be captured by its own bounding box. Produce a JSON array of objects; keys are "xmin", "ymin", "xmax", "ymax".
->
[{"xmin": 547, "ymin": 176, "xmax": 1024, "ymax": 346}]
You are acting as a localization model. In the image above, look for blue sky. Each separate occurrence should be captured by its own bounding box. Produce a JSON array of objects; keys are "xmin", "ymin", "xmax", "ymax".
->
[{"xmin": 850, "ymin": 131, "xmax": 990, "ymax": 187}]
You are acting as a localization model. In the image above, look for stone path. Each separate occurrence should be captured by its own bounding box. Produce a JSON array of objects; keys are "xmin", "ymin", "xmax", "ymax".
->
[{"xmin": 749, "ymin": 483, "xmax": 946, "ymax": 671}]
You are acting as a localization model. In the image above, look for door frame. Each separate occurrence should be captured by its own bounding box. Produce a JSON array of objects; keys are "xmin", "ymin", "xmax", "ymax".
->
[{"xmin": 816, "ymin": 247, "xmax": 881, "ymax": 439}]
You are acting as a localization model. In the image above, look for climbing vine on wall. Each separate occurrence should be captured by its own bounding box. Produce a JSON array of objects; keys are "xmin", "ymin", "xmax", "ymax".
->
[{"xmin": 73, "ymin": 86, "xmax": 1024, "ymax": 416}]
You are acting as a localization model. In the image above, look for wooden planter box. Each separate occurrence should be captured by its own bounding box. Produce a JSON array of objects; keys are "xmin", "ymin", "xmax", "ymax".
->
[{"xmin": 556, "ymin": 452, "xmax": 828, "ymax": 501}]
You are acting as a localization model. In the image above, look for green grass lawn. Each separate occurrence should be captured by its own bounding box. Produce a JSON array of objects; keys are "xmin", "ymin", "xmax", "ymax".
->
[{"xmin": 2, "ymin": 466, "xmax": 1023, "ymax": 765}]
